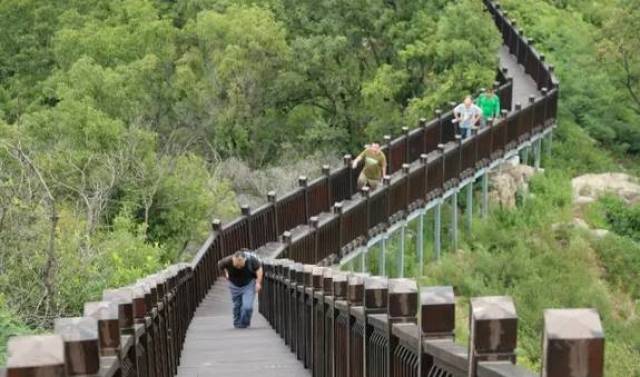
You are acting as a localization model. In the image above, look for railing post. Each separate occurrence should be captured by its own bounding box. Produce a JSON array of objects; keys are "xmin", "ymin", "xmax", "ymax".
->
[
  {"xmin": 268, "ymin": 191, "xmax": 279, "ymax": 236},
  {"xmin": 103, "ymin": 287, "xmax": 140, "ymax": 377},
  {"xmin": 420, "ymin": 286, "xmax": 455, "ymax": 340},
  {"xmin": 312, "ymin": 266, "xmax": 328, "ymax": 377},
  {"xmin": 299, "ymin": 176, "xmax": 309, "ymax": 222},
  {"xmin": 283, "ymin": 230, "xmax": 293, "ymax": 260},
  {"xmin": 303, "ymin": 265, "xmax": 315, "ymax": 369},
  {"xmin": 211, "ymin": 218, "xmax": 222, "ymax": 284},
  {"xmin": 333, "ymin": 273, "xmax": 349, "ymax": 377},
  {"xmin": 310, "ymin": 216, "xmax": 320, "ymax": 263},
  {"xmin": 362, "ymin": 186, "xmax": 371, "ymax": 237},
  {"xmin": 435, "ymin": 109, "xmax": 443, "ymax": 145},
  {"xmin": 402, "ymin": 163, "xmax": 410, "ymax": 213},
  {"xmin": 6, "ymin": 335, "xmax": 66, "ymax": 377},
  {"xmin": 363, "ymin": 277, "xmax": 389, "ymax": 377},
  {"xmin": 383, "ymin": 176, "xmax": 391, "ymax": 225},
  {"xmin": 387, "ymin": 279, "xmax": 418, "ymax": 376},
  {"xmin": 322, "ymin": 269, "xmax": 336, "ymax": 377},
  {"xmin": 347, "ymin": 274, "xmax": 366, "ymax": 377},
  {"xmin": 344, "ymin": 155, "xmax": 354, "ymax": 197},
  {"xmin": 420, "ymin": 286, "xmax": 455, "ymax": 375},
  {"xmin": 84, "ymin": 301, "xmax": 121, "ymax": 357},
  {"xmin": 419, "ymin": 118, "xmax": 428, "ymax": 152},
  {"xmin": 383, "ymin": 135, "xmax": 392, "ymax": 173},
  {"xmin": 334, "ymin": 202, "xmax": 344, "ymax": 260},
  {"xmin": 402, "ymin": 126, "xmax": 410, "ymax": 164},
  {"xmin": 54, "ymin": 317, "xmax": 100, "ymax": 377},
  {"xmin": 241, "ymin": 205, "xmax": 253, "ymax": 250},
  {"xmin": 542, "ymin": 309, "xmax": 604, "ymax": 377},
  {"xmin": 468, "ymin": 296, "xmax": 518, "ymax": 377},
  {"xmin": 323, "ymin": 164, "xmax": 332, "ymax": 209}
]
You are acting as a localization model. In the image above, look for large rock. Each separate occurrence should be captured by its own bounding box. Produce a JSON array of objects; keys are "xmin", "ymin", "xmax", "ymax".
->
[
  {"xmin": 571, "ymin": 173, "xmax": 640, "ymax": 204},
  {"xmin": 489, "ymin": 163, "xmax": 537, "ymax": 209}
]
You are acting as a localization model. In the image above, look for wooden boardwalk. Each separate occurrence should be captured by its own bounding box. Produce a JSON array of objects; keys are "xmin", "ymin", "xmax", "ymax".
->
[
  {"xmin": 175, "ymin": 46, "xmax": 539, "ymax": 377},
  {"xmin": 500, "ymin": 45, "xmax": 541, "ymax": 108},
  {"xmin": 177, "ymin": 279, "xmax": 310, "ymax": 377}
]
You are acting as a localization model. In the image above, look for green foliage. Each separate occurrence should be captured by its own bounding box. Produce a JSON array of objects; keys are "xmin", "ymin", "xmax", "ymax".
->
[
  {"xmin": 500, "ymin": 0, "xmax": 640, "ymax": 156},
  {"xmin": 420, "ymin": 172, "xmax": 640, "ymax": 376},
  {"xmin": 0, "ymin": 298, "xmax": 31, "ymax": 365},
  {"xmin": 597, "ymin": 196, "xmax": 640, "ymax": 241}
]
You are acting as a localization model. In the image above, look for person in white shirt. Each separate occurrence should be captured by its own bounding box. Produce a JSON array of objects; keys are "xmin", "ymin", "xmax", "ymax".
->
[{"xmin": 453, "ymin": 96, "xmax": 483, "ymax": 140}]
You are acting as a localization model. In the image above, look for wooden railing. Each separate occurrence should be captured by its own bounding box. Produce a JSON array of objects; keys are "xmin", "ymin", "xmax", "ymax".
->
[
  {"xmin": 260, "ymin": 259, "xmax": 605, "ymax": 377},
  {"xmin": 4, "ymin": 2, "xmax": 595, "ymax": 377}
]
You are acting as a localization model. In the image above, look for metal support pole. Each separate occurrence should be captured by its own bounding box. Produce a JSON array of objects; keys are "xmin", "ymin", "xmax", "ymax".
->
[
  {"xmin": 380, "ymin": 236, "xmax": 386, "ymax": 276},
  {"xmin": 434, "ymin": 202, "xmax": 441, "ymax": 260},
  {"xmin": 482, "ymin": 172, "xmax": 489, "ymax": 218},
  {"xmin": 452, "ymin": 191, "xmax": 458, "ymax": 251},
  {"xmin": 534, "ymin": 139, "xmax": 542, "ymax": 170},
  {"xmin": 466, "ymin": 181, "xmax": 473, "ymax": 232},
  {"xmin": 417, "ymin": 211, "xmax": 425, "ymax": 278},
  {"xmin": 398, "ymin": 224, "xmax": 405, "ymax": 278},
  {"xmin": 547, "ymin": 130, "xmax": 553, "ymax": 159},
  {"xmin": 522, "ymin": 146, "xmax": 530, "ymax": 166},
  {"xmin": 360, "ymin": 250, "xmax": 366, "ymax": 273}
]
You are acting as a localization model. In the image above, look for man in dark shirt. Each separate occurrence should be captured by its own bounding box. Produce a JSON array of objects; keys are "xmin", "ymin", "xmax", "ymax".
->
[{"xmin": 217, "ymin": 250, "xmax": 263, "ymax": 328}]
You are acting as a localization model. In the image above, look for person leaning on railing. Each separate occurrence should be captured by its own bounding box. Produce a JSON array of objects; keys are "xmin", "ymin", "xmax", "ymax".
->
[
  {"xmin": 453, "ymin": 96, "xmax": 483, "ymax": 140},
  {"xmin": 476, "ymin": 87, "xmax": 501, "ymax": 127},
  {"xmin": 352, "ymin": 142, "xmax": 387, "ymax": 190},
  {"xmin": 217, "ymin": 250, "xmax": 264, "ymax": 329}
]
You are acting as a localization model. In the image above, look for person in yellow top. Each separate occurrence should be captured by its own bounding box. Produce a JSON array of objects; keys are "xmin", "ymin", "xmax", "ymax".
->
[{"xmin": 352, "ymin": 143, "xmax": 387, "ymax": 190}]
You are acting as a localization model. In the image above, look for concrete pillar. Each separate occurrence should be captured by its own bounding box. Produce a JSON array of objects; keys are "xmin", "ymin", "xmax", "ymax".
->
[{"xmin": 481, "ymin": 172, "xmax": 489, "ymax": 218}]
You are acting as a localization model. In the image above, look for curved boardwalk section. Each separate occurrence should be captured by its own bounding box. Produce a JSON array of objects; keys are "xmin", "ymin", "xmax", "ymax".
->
[{"xmin": 177, "ymin": 279, "xmax": 309, "ymax": 377}]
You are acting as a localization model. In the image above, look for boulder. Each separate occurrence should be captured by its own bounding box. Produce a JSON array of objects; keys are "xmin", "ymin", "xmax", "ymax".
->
[
  {"xmin": 571, "ymin": 173, "xmax": 640, "ymax": 204},
  {"xmin": 489, "ymin": 163, "xmax": 537, "ymax": 209}
]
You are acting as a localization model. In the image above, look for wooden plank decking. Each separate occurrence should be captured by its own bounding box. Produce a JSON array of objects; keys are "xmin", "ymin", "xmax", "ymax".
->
[
  {"xmin": 177, "ymin": 279, "xmax": 309, "ymax": 377},
  {"xmin": 500, "ymin": 45, "xmax": 541, "ymax": 107}
]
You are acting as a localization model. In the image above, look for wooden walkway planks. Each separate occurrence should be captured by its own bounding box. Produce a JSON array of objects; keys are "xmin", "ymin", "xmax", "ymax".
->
[
  {"xmin": 177, "ymin": 279, "xmax": 309, "ymax": 377},
  {"xmin": 500, "ymin": 45, "xmax": 541, "ymax": 108}
]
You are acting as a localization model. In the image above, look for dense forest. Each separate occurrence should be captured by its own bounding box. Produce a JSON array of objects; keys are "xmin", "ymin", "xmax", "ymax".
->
[{"xmin": 0, "ymin": 0, "xmax": 639, "ymax": 374}]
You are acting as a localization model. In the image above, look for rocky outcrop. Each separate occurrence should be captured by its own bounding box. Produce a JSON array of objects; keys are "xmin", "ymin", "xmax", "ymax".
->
[
  {"xmin": 569, "ymin": 173, "xmax": 639, "ymax": 239},
  {"xmin": 489, "ymin": 157, "xmax": 537, "ymax": 209},
  {"xmin": 572, "ymin": 173, "xmax": 640, "ymax": 205}
]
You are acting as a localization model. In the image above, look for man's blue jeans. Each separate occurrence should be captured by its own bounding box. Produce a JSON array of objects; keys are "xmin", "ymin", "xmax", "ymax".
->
[
  {"xmin": 229, "ymin": 280, "xmax": 256, "ymax": 328},
  {"xmin": 460, "ymin": 126, "xmax": 473, "ymax": 140}
]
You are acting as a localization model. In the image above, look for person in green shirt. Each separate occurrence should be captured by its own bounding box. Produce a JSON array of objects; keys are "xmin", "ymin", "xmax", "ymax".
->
[
  {"xmin": 476, "ymin": 87, "xmax": 501, "ymax": 126},
  {"xmin": 352, "ymin": 143, "xmax": 387, "ymax": 190}
]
